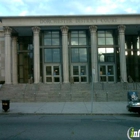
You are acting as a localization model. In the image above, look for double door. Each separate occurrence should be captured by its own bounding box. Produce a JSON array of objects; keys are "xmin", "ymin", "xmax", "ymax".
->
[
  {"xmin": 71, "ymin": 65, "xmax": 88, "ymax": 83},
  {"xmin": 44, "ymin": 65, "xmax": 61, "ymax": 83},
  {"xmin": 99, "ymin": 64, "xmax": 115, "ymax": 82}
]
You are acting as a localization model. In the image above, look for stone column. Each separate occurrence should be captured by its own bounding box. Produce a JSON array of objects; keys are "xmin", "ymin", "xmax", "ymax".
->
[
  {"xmin": 118, "ymin": 25, "xmax": 127, "ymax": 82},
  {"xmin": 12, "ymin": 36, "xmax": 18, "ymax": 84},
  {"xmin": 4, "ymin": 27, "xmax": 12, "ymax": 84},
  {"xmin": 32, "ymin": 27, "xmax": 40, "ymax": 83},
  {"xmin": 61, "ymin": 26, "xmax": 69, "ymax": 83},
  {"xmin": 89, "ymin": 25, "xmax": 98, "ymax": 82}
]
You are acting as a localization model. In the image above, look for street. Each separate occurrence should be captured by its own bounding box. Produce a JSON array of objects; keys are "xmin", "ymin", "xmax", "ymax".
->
[{"xmin": 0, "ymin": 114, "xmax": 140, "ymax": 140}]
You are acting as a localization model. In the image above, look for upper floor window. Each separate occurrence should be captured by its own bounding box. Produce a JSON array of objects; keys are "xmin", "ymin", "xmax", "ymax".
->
[
  {"xmin": 43, "ymin": 31, "xmax": 60, "ymax": 46},
  {"xmin": 70, "ymin": 31, "xmax": 87, "ymax": 45},
  {"xmin": 98, "ymin": 30, "xmax": 114, "ymax": 45}
]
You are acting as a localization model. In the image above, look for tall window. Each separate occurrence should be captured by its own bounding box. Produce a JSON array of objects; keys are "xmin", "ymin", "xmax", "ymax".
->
[
  {"xmin": 43, "ymin": 31, "xmax": 60, "ymax": 45},
  {"xmin": 70, "ymin": 31, "xmax": 87, "ymax": 45},
  {"xmin": 98, "ymin": 30, "xmax": 114, "ymax": 45},
  {"xmin": 71, "ymin": 48, "xmax": 87, "ymax": 62},
  {"xmin": 44, "ymin": 49, "xmax": 60, "ymax": 62}
]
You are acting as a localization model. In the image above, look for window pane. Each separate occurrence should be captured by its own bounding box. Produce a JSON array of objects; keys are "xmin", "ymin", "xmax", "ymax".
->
[
  {"xmin": 73, "ymin": 77, "xmax": 79, "ymax": 82},
  {"xmin": 71, "ymin": 38, "xmax": 78, "ymax": 45},
  {"xmin": 80, "ymin": 66, "xmax": 86, "ymax": 75},
  {"xmin": 79, "ymin": 48, "xmax": 87, "ymax": 62},
  {"xmin": 46, "ymin": 77, "xmax": 52, "ymax": 82},
  {"xmin": 44, "ymin": 49, "xmax": 52, "ymax": 62},
  {"xmin": 107, "ymin": 66, "xmax": 114, "ymax": 75},
  {"xmin": 44, "ymin": 39, "xmax": 51, "ymax": 45},
  {"xmin": 106, "ymin": 38, "xmax": 114, "ymax": 45},
  {"xmin": 53, "ymin": 66, "xmax": 59, "ymax": 75},
  {"xmin": 44, "ymin": 31, "xmax": 51, "ymax": 38},
  {"xmin": 98, "ymin": 38, "xmax": 105, "ymax": 45},
  {"xmin": 81, "ymin": 77, "xmax": 87, "ymax": 82},
  {"xmin": 46, "ymin": 66, "xmax": 52, "ymax": 75},
  {"xmin": 73, "ymin": 66, "xmax": 79, "ymax": 75},
  {"xmin": 79, "ymin": 31, "xmax": 86, "ymax": 37},
  {"xmin": 71, "ymin": 31, "xmax": 78, "ymax": 37},
  {"xmin": 53, "ymin": 49, "xmax": 60, "ymax": 62},
  {"xmin": 79, "ymin": 38, "xmax": 87, "ymax": 45},
  {"xmin": 71, "ymin": 48, "xmax": 79, "ymax": 62},
  {"xmin": 98, "ymin": 31, "xmax": 105, "ymax": 37},
  {"xmin": 52, "ymin": 31, "xmax": 59, "ymax": 38},
  {"xmin": 106, "ymin": 31, "xmax": 113, "ymax": 37},
  {"xmin": 52, "ymin": 39, "xmax": 59, "ymax": 45},
  {"xmin": 54, "ymin": 77, "xmax": 60, "ymax": 82},
  {"xmin": 106, "ymin": 48, "xmax": 114, "ymax": 53}
]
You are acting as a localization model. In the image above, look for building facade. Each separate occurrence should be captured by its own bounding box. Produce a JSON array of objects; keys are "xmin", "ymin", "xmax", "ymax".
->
[{"xmin": 0, "ymin": 15, "xmax": 140, "ymax": 84}]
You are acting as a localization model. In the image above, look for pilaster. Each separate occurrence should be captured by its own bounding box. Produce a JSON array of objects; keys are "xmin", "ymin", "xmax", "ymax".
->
[
  {"xmin": 89, "ymin": 25, "xmax": 98, "ymax": 83},
  {"xmin": 118, "ymin": 25, "xmax": 127, "ymax": 82},
  {"xmin": 61, "ymin": 26, "xmax": 69, "ymax": 83},
  {"xmin": 32, "ymin": 26, "xmax": 40, "ymax": 83},
  {"xmin": 4, "ymin": 26, "xmax": 12, "ymax": 84}
]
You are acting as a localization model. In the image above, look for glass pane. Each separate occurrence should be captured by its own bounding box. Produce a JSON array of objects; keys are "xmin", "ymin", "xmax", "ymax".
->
[
  {"xmin": 106, "ymin": 48, "xmax": 114, "ymax": 53},
  {"xmin": 53, "ymin": 49, "xmax": 60, "ymax": 62},
  {"xmin": 79, "ymin": 48, "xmax": 87, "ymax": 62},
  {"xmin": 53, "ymin": 66, "xmax": 59, "ymax": 75},
  {"xmin": 107, "ymin": 66, "xmax": 114, "ymax": 75},
  {"xmin": 46, "ymin": 77, "xmax": 52, "ymax": 82},
  {"xmin": 52, "ymin": 39, "xmax": 59, "ymax": 45},
  {"xmin": 106, "ymin": 38, "xmax": 114, "ymax": 45},
  {"xmin": 81, "ymin": 77, "xmax": 87, "ymax": 82},
  {"xmin": 98, "ymin": 48, "xmax": 105, "ymax": 62},
  {"xmin": 71, "ymin": 48, "xmax": 79, "ymax": 62},
  {"xmin": 100, "ymin": 76, "xmax": 106, "ymax": 82},
  {"xmin": 79, "ymin": 31, "xmax": 86, "ymax": 37},
  {"xmin": 44, "ymin": 49, "xmax": 52, "ymax": 62},
  {"xmin": 73, "ymin": 66, "xmax": 79, "ymax": 75},
  {"xmin": 73, "ymin": 77, "xmax": 79, "ymax": 82},
  {"xmin": 106, "ymin": 31, "xmax": 113, "ymax": 37},
  {"xmin": 98, "ymin": 31, "xmax": 105, "ymax": 37},
  {"xmin": 44, "ymin": 39, "xmax": 51, "ymax": 45},
  {"xmin": 71, "ymin": 31, "xmax": 78, "ymax": 37},
  {"xmin": 71, "ymin": 38, "xmax": 78, "ymax": 45},
  {"xmin": 98, "ymin": 38, "xmax": 105, "ymax": 45},
  {"xmin": 108, "ymin": 76, "xmax": 114, "ymax": 82},
  {"xmin": 100, "ymin": 66, "xmax": 106, "ymax": 75},
  {"xmin": 52, "ymin": 31, "xmax": 59, "ymax": 38},
  {"xmin": 54, "ymin": 77, "xmax": 60, "ymax": 82},
  {"xmin": 79, "ymin": 38, "xmax": 87, "ymax": 45},
  {"xmin": 44, "ymin": 31, "xmax": 51, "ymax": 38},
  {"xmin": 80, "ymin": 66, "xmax": 86, "ymax": 75},
  {"xmin": 46, "ymin": 66, "xmax": 52, "ymax": 75}
]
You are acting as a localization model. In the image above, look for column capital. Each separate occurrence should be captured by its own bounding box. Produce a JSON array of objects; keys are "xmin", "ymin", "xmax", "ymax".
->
[
  {"xmin": 89, "ymin": 25, "xmax": 97, "ymax": 33},
  {"xmin": 32, "ymin": 26, "xmax": 40, "ymax": 34},
  {"xmin": 60, "ymin": 26, "xmax": 69, "ymax": 34},
  {"xmin": 4, "ymin": 26, "xmax": 12, "ymax": 35},
  {"xmin": 118, "ymin": 25, "xmax": 126, "ymax": 33}
]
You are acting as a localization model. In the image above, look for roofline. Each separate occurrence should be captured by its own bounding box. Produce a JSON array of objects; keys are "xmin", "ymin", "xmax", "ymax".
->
[{"xmin": 0, "ymin": 14, "xmax": 140, "ymax": 19}]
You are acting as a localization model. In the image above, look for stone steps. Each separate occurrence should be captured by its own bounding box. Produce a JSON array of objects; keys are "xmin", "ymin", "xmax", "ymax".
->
[{"xmin": 0, "ymin": 83, "xmax": 139, "ymax": 102}]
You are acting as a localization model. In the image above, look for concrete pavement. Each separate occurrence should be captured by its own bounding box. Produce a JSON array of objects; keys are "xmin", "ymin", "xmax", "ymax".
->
[{"xmin": 0, "ymin": 101, "xmax": 136, "ymax": 115}]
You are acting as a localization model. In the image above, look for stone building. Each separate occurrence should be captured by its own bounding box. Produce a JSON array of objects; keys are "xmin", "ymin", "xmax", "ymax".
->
[{"xmin": 0, "ymin": 14, "xmax": 140, "ymax": 84}]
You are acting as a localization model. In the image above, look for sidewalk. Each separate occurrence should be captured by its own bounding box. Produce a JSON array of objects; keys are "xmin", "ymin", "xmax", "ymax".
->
[{"xmin": 0, "ymin": 101, "xmax": 134, "ymax": 115}]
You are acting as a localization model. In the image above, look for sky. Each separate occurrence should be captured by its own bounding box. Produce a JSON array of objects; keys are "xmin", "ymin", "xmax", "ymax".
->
[{"xmin": 0, "ymin": 0, "xmax": 140, "ymax": 16}]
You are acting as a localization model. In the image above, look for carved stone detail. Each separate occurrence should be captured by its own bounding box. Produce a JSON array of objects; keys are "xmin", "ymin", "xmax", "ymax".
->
[
  {"xmin": 89, "ymin": 25, "xmax": 97, "ymax": 33},
  {"xmin": 32, "ymin": 26, "xmax": 40, "ymax": 34},
  {"xmin": 118, "ymin": 25, "xmax": 126, "ymax": 33},
  {"xmin": 60, "ymin": 26, "xmax": 69, "ymax": 34},
  {"xmin": 4, "ymin": 26, "xmax": 12, "ymax": 35}
]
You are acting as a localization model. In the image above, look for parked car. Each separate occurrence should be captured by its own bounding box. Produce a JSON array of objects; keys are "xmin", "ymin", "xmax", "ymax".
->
[{"xmin": 127, "ymin": 91, "xmax": 140, "ymax": 114}]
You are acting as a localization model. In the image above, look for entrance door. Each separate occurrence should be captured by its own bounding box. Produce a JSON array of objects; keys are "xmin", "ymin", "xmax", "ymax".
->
[
  {"xmin": 99, "ymin": 65, "xmax": 115, "ymax": 82},
  {"xmin": 71, "ymin": 65, "xmax": 88, "ymax": 83},
  {"xmin": 44, "ymin": 65, "xmax": 61, "ymax": 83}
]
